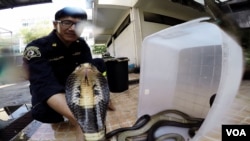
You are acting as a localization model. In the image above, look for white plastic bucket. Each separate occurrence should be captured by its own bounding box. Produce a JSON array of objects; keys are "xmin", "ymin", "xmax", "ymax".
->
[{"xmin": 138, "ymin": 17, "xmax": 244, "ymax": 140}]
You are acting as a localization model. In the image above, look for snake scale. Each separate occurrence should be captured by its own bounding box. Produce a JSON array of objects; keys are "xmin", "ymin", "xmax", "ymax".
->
[
  {"xmin": 65, "ymin": 63, "xmax": 110, "ymax": 141},
  {"xmin": 105, "ymin": 109, "xmax": 204, "ymax": 141}
]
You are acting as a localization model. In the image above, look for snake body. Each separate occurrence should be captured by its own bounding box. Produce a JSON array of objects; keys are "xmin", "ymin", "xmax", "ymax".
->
[
  {"xmin": 116, "ymin": 110, "xmax": 204, "ymax": 141},
  {"xmin": 65, "ymin": 63, "xmax": 110, "ymax": 141}
]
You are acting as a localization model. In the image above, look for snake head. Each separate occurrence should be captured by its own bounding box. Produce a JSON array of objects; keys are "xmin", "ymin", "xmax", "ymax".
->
[{"xmin": 73, "ymin": 63, "xmax": 100, "ymax": 85}]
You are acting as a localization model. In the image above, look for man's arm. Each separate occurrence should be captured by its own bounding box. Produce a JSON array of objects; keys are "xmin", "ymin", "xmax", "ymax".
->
[
  {"xmin": 47, "ymin": 93, "xmax": 76, "ymax": 125},
  {"xmin": 47, "ymin": 93, "xmax": 84, "ymax": 141}
]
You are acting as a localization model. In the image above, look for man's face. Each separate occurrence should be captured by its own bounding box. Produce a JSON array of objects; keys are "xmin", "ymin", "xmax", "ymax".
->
[{"xmin": 54, "ymin": 17, "xmax": 85, "ymax": 43}]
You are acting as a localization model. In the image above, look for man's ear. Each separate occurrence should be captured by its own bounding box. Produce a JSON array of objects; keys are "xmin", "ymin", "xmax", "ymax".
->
[
  {"xmin": 53, "ymin": 21, "xmax": 61, "ymax": 33},
  {"xmin": 53, "ymin": 21, "xmax": 57, "ymax": 29}
]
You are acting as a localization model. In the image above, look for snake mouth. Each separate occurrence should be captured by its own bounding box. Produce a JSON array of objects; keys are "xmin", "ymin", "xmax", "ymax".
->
[
  {"xmin": 82, "ymin": 67, "xmax": 92, "ymax": 85},
  {"xmin": 79, "ymin": 67, "xmax": 95, "ymax": 108},
  {"xmin": 84, "ymin": 74, "xmax": 89, "ymax": 84}
]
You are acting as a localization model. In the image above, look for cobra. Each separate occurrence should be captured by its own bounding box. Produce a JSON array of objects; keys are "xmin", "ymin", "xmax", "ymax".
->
[{"xmin": 65, "ymin": 63, "xmax": 110, "ymax": 141}]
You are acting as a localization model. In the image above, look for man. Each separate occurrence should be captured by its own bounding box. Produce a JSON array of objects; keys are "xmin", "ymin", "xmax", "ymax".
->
[{"xmin": 23, "ymin": 7, "xmax": 113, "ymax": 141}]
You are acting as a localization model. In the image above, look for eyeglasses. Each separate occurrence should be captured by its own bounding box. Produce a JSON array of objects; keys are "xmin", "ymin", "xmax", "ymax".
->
[{"xmin": 56, "ymin": 20, "xmax": 84, "ymax": 28}]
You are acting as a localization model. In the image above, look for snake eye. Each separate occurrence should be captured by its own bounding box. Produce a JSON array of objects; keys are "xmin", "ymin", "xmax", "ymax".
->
[
  {"xmin": 76, "ymin": 66, "xmax": 80, "ymax": 70},
  {"xmin": 75, "ymin": 64, "xmax": 82, "ymax": 71}
]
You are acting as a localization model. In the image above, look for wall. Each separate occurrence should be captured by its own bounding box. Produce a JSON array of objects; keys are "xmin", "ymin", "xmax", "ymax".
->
[
  {"xmin": 108, "ymin": 42, "xmax": 115, "ymax": 57},
  {"xmin": 114, "ymin": 24, "xmax": 136, "ymax": 65},
  {"xmin": 136, "ymin": 5, "xmax": 208, "ymax": 66},
  {"xmin": 107, "ymin": 24, "xmax": 136, "ymax": 66},
  {"xmin": 107, "ymin": 1, "xmax": 208, "ymax": 67}
]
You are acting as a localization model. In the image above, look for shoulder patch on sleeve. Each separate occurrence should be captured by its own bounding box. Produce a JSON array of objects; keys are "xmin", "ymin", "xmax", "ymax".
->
[{"xmin": 24, "ymin": 46, "xmax": 41, "ymax": 60}]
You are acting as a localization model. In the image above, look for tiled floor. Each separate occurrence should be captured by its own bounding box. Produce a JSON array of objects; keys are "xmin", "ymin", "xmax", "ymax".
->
[
  {"xmin": 11, "ymin": 73, "xmax": 250, "ymax": 141},
  {"xmin": 198, "ymin": 80, "xmax": 250, "ymax": 141}
]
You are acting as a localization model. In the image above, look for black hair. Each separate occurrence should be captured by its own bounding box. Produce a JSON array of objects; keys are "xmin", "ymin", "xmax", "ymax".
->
[{"xmin": 55, "ymin": 7, "xmax": 87, "ymax": 20}]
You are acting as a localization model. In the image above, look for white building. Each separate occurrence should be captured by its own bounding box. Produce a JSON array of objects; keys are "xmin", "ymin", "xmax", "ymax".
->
[{"xmin": 92, "ymin": 0, "xmax": 209, "ymax": 67}]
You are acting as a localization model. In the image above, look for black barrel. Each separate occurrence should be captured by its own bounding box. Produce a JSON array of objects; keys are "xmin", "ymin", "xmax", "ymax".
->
[{"xmin": 105, "ymin": 57, "xmax": 129, "ymax": 93}]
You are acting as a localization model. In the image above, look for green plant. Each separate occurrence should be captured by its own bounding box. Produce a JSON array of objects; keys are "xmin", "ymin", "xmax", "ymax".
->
[
  {"xmin": 92, "ymin": 44, "xmax": 107, "ymax": 54},
  {"xmin": 19, "ymin": 20, "xmax": 52, "ymax": 44},
  {"xmin": 245, "ymin": 49, "xmax": 250, "ymax": 66}
]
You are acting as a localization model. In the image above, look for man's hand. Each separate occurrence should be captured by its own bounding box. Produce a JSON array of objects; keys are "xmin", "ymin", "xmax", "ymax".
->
[{"xmin": 47, "ymin": 93, "xmax": 84, "ymax": 141}]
